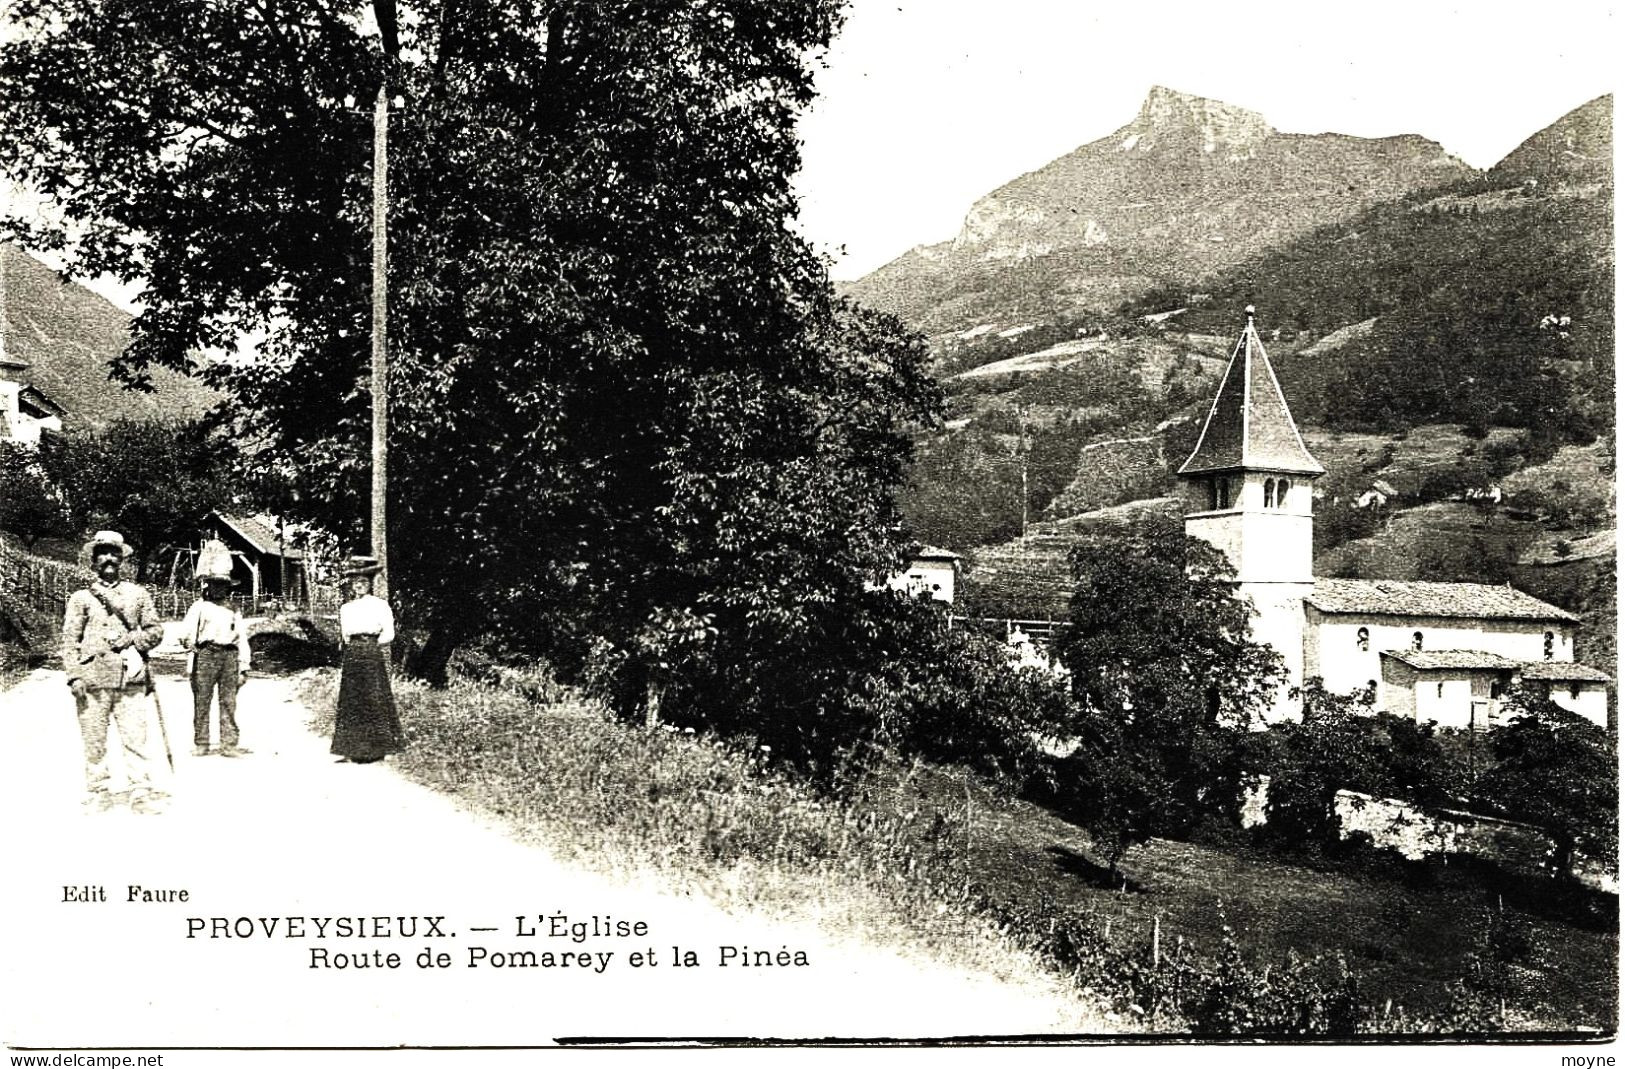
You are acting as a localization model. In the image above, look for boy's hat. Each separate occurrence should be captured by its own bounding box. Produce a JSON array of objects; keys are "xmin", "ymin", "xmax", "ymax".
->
[{"xmin": 196, "ymin": 539, "xmax": 235, "ymax": 583}]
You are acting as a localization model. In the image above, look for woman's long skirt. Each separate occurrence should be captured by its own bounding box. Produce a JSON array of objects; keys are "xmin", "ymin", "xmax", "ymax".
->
[{"xmin": 332, "ymin": 638, "xmax": 404, "ymax": 760}]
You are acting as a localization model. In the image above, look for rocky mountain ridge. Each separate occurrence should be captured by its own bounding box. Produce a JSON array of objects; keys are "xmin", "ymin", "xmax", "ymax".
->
[{"xmin": 845, "ymin": 86, "xmax": 1471, "ymax": 334}]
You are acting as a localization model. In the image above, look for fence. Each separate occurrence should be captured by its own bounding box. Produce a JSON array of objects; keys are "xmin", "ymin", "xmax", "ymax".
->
[
  {"xmin": 1, "ymin": 535, "xmax": 341, "ymax": 622},
  {"xmin": 949, "ymin": 616, "xmax": 1070, "ymax": 646},
  {"xmin": 0, "ymin": 536, "xmax": 87, "ymax": 617}
]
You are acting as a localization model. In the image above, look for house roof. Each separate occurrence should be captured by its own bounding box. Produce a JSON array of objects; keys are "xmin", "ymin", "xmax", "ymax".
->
[
  {"xmin": 1177, "ymin": 308, "xmax": 1325, "ymax": 477},
  {"xmin": 209, "ymin": 511, "xmax": 305, "ymax": 560},
  {"xmin": 911, "ymin": 544, "xmax": 961, "ymax": 562},
  {"xmin": 1382, "ymin": 649, "xmax": 1612, "ymax": 683},
  {"xmin": 17, "ymin": 383, "xmax": 65, "ymax": 418},
  {"xmin": 1309, "ymin": 578, "xmax": 1578, "ymax": 622},
  {"xmin": 1517, "ymin": 661, "xmax": 1613, "ymax": 683},
  {"xmin": 1381, "ymin": 649, "xmax": 1523, "ymax": 671}
]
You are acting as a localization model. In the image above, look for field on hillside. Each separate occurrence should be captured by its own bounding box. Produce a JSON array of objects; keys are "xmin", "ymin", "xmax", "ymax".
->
[{"xmin": 899, "ymin": 764, "xmax": 1618, "ymax": 1032}]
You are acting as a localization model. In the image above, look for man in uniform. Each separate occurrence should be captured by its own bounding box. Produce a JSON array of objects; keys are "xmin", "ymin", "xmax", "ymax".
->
[{"xmin": 61, "ymin": 530, "xmax": 168, "ymax": 813}]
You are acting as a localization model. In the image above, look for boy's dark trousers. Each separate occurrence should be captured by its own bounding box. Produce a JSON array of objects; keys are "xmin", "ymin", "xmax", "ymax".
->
[{"xmin": 192, "ymin": 645, "xmax": 241, "ymax": 749}]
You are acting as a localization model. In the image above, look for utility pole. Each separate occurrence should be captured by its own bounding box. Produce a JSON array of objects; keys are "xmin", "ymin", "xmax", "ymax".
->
[
  {"xmin": 369, "ymin": 0, "xmax": 399, "ymax": 602},
  {"xmin": 1016, "ymin": 405, "xmax": 1030, "ymax": 545},
  {"xmin": 370, "ymin": 83, "xmax": 390, "ymax": 602}
]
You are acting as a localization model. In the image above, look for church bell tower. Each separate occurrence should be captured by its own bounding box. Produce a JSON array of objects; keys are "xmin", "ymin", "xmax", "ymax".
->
[{"xmin": 1177, "ymin": 306, "xmax": 1323, "ymax": 720}]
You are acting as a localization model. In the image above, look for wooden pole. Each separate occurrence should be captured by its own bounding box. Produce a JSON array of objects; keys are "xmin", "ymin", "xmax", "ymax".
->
[{"xmin": 371, "ymin": 85, "xmax": 390, "ymax": 601}]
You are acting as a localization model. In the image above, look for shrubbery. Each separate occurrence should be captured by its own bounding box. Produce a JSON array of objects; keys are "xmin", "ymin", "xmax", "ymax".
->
[
  {"xmin": 583, "ymin": 587, "xmax": 1070, "ymax": 788},
  {"xmin": 1246, "ymin": 682, "xmax": 1473, "ymax": 852}
]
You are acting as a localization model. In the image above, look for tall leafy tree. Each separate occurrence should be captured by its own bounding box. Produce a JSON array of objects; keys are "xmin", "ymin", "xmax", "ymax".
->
[
  {"xmin": 0, "ymin": 442, "xmax": 66, "ymax": 547},
  {"xmin": 1054, "ymin": 523, "xmax": 1284, "ymax": 868},
  {"xmin": 1, "ymin": 3, "xmax": 941, "ymax": 705}
]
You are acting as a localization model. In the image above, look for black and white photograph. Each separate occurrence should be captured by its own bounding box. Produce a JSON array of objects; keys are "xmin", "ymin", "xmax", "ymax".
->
[{"xmin": 0, "ymin": 0, "xmax": 1616, "ymax": 1060}]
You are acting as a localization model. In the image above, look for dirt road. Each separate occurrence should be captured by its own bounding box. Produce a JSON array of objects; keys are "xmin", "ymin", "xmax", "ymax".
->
[{"xmin": 1, "ymin": 664, "xmax": 1117, "ymax": 1047}]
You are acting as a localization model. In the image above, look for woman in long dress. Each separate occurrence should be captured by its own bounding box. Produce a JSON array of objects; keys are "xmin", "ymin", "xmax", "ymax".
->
[{"xmin": 332, "ymin": 556, "xmax": 404, "ymax": 763}]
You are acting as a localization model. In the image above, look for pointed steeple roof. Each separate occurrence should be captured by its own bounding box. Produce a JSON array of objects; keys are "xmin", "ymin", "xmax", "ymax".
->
[{"xmin": 1178, "ymin": 307, "xmax": 1324, "ymax": 477}]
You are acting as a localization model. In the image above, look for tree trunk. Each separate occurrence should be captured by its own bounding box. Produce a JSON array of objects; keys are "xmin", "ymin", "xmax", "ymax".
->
[
  {"xmin": 643, "ymin": 681, "xmax": 663, "ymax": 731},
  {"xmin": 407, "ymin": 624, "xmax": 460, "ymax": 688}
]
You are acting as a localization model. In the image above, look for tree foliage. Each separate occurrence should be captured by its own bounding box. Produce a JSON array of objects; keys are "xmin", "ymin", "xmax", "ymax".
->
[
  {"xmin": 0, "ymin": 2, "xmax": 945, "ymax": 716},
  {"xmin": 1249, "ymin": 680, "xmax": 1470, "ymax": 851},
  {"xmin": 1053, "ymin": 525, "xmax": 1284, "ymax": 868},
  {"xmin": 639, "ymin": 589, "xmax": 1070, "ymax": 781},
  {"xmin": 33, "ymin": 418, "xmax": 236, "ymax": 576},
  {"xmin": 1471, "ymin": 688, "xmax": 1617, "ymax": 873},
  {"xmin": 0, "ymin": 442, "xmax": 66, "ymax": 547}
]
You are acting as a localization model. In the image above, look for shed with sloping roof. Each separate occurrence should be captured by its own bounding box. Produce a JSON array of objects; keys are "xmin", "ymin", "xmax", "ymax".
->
[{"xmin": 198, "ymin": 511, "xmax": 308, "ymax": 605}]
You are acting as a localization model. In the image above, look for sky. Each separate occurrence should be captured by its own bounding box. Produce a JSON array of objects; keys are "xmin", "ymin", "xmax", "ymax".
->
[
  {"xmin": 1, "ymin": 0, "xmax": 1616, "ymax": 304},
  {"xmin": 793, "ymin": 0, "xmax": 1618, "ymax": 280}
]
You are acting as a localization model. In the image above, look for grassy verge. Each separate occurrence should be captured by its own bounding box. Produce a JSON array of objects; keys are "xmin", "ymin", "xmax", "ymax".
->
[
  {"xmin": 301, "ymin": 669, "xmax": 1617, "ymax": 1036},
  {"xmin": 300, "ymin": 669, "xmax": 1126, "ymax": 1033}
]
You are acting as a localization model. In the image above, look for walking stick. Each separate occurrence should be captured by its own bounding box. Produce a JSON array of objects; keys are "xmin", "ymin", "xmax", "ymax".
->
[{"xmin": 146, "ymin": 670, "xmax": 175, "ymax": 773}]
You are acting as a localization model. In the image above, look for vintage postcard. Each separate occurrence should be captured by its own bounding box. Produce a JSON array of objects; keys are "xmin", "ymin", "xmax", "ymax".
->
[{"xmin": 0, "ymin": 1, "xmax": 1615, "ymax": 1063}]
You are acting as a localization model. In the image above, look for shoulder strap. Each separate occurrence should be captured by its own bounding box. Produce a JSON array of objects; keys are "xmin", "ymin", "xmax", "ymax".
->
[{"xmin": 87, "ymin": 585, "xmax": 141, "ymax": 643}]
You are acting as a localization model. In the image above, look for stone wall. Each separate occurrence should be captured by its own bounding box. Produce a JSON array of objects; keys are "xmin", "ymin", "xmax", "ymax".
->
[{"xmin": 1239, "ymin": 775, "xmax": 1617, "ymax": 894}]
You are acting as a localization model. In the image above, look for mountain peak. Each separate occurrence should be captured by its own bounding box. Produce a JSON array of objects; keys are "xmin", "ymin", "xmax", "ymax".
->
[{"xmin": 1125, "ymin": 86, "xmax": 1275, "ymax": 157}]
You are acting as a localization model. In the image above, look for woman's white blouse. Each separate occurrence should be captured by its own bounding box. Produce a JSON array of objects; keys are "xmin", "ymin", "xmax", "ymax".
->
[{"xmin": 339, "ymin": 594, "xmax": 396, "ymax": 644}]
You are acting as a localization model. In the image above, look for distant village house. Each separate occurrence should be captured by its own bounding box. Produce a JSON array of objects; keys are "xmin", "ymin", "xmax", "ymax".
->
[
  {"xmin": 887, "ymin": 545, "xmax": 960, "ymax": 603},
  {"xmin": 0, "ymin": 357, "xmax": 65, "ymax": 446}
]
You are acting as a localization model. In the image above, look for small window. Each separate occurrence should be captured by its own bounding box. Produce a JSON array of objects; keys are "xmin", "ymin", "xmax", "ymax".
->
[
  {"xmin": 1411, "ymin": 631, "xmax": 1424, "ymax": 651},
  {"xmin": 1356, "ymin": 627, "xmax": 1370, "ymax": 652},
  {"xmin": 1213, "ymin": 477, "xmax": 1232, "ymax": 510},
  {"xmin": 1436, "ymin": 682, "xmax": 1445, "ymax": 699},
  {"xmin": 1543, "ymin": 631, "xmax": 1554, "ymax": 661},
  {"xmin": 1570, "ymin": 683, "xmax": 1582, "ymax": 701},
  {"xmin": 1277, "ymin": 478, "xmax": 1291, "ymax": 507},
  {"xmin": 1263, "ymin": 479, "xmax": 1275, "ymax": 509}
]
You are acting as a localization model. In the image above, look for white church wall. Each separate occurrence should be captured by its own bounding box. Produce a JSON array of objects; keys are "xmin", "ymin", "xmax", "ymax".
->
[
  {"xmin": 1544, "ymin": 682, "xmax": 1609, "ymax": 728},
  {"xmin": 1238, "ymin": 583, "xmax": 1314, "ymax": 723},
  {"xmin": 1410, "ymin": 673, "xmax": 1491, "ymax": 730},
  {"xmin": 1310, "ymin": 611, "xmax": 1574, "ymax": 696}
]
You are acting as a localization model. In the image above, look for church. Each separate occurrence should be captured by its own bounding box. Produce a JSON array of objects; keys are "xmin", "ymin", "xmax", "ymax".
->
[{"xmin": 1176, "ymin": 309, "xmax": 1610, "ymax": 729}]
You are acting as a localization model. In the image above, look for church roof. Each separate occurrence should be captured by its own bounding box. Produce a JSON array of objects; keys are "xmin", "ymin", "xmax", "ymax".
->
[
  {"xmin": 1178, "ymin": 309, "xmax": 1324, "ymax": 477},
  {"xmin": 1308, "ymin": 578, "xmax": 1578, "ymax": 622}
]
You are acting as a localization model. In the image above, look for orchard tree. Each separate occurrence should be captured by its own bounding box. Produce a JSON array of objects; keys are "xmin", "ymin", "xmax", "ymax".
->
[
  {"xmin": 0, "ymin": 442, "xmax": 66, "ymax": 547},
  {"xmin": 35, "ymin": 418, "xmax": 236, "ymax": 578},
  {"xmin": 1054, "ymin": 523, "xmax": 1284, "ymax": 868},
  {"xmin": 0, "ymin": 3, "xmax": 943, "ymax": 729}
]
